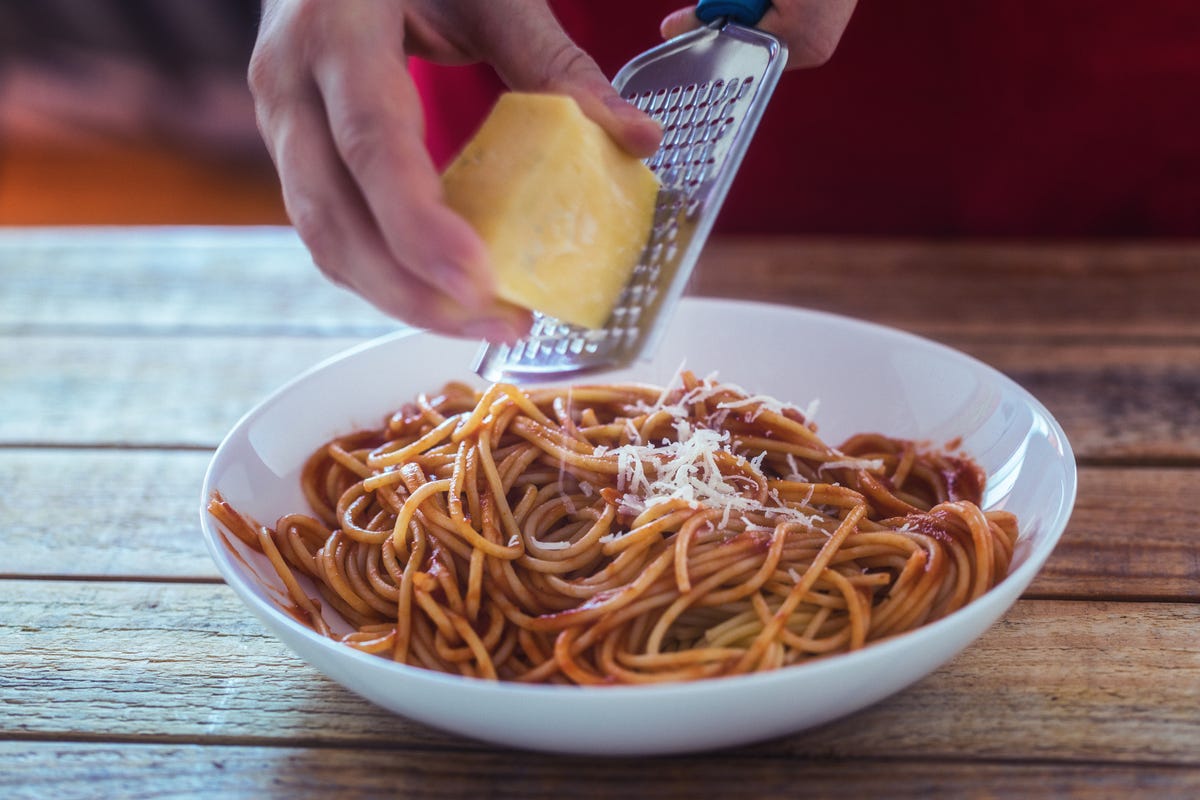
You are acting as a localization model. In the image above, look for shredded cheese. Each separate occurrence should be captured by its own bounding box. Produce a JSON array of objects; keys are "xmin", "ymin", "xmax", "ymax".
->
[
  {"xmin": 716, "ymin": 393, "xmax": 799, "ymax": 421},
  {"xmin": 740, "ymin": 516, "xmax": 775, "ymax": 534},
  {"xmin": 607, "ymin": 375, "xmax": 823, "ymax": 528}
]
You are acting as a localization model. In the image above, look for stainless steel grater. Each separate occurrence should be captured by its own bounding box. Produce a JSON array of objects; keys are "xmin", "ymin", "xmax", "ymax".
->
[{"xmin": 473, "ymin": 4, "xmax": 787, "ymax": 383}]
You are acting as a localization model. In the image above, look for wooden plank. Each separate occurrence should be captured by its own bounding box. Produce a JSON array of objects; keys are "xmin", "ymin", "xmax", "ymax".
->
[
  {"xmin": 3, "ymin": 448, "xmax": 1196, "ymax": 600},
  {"xmin": 0, "ymin": 227, "xmax": 393, "ymax": 336},
  {"xmin": 0, "ymin": 449, "xmax": 215, "ymax": 579},
  {"xmin": 1, "ymin": 742, "xmax": 1197, "ymax": 800},
  {"xmin": 0, "ymin": 335, "xmax": 362, "ymax": 448},
  {"xmin": 1029, "ymin": 466, "xmax": 1200, "ymax": 600},
  {"xmin": 959, "ymin": 341, "xmax": 1200, "ymax": 462},
  {"xmin": 693, "ymin": 237, "xmax": 1200, "ymax": 340},
  {"xmin": 3, "ymin": 336, "xmax": 1198, "ymax": 459},
  {"xmin": 0, "ymin": 580, "xmax": 453, "ymax": 748},
  {"xmin": 3, "ymin": 229, "xmax": 1198, "ymax": 341},
  {"xmin": 2, "ymin": 581, "xmax": 1197, "ymax": 764}
]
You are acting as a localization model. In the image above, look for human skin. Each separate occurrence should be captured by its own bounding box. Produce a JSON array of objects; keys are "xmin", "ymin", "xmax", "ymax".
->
[{"xmin": 250, "ymin": 0, "xmax": 856, "ymax": 339}]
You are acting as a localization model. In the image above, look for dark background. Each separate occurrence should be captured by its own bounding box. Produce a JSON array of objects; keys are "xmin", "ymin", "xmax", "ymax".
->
[{"xmin": 2, "ymin": 0, "xmax": 1197, "ymax": 236}]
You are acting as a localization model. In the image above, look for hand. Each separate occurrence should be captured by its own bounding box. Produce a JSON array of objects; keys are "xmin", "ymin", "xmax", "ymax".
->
[
  {"xmin": 249, "ymin": 0, "xmax": 661, "ymax": 340},
  {"xmin": 660, "ymin": 1, "xmax": 859, "ymax": 68}
]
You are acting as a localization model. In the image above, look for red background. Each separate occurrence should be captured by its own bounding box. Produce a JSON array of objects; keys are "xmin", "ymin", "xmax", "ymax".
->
[{"xmin": 414, "ymin": 1, "xmax": 1200, "ymax": 237}]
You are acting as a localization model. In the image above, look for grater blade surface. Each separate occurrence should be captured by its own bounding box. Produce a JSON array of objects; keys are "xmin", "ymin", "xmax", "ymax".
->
[{"xmin": 473, "ymin": 22, "xmax": 786, "ymax": 383}]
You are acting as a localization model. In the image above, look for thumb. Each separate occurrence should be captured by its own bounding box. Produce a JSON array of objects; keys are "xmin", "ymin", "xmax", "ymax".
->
[
  {"xmin": 661, "ymin": 5, "xmax": 702, "ymax": 39},
  {"xmin": 472, "ymin": 2, "xmax": 662, "ymax": 157}
]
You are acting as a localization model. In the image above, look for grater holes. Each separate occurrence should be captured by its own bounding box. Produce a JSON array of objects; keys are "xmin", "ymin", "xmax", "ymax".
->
[
  {"xmin": 665, "ymin": 85, "xmax": 683, "ymax": 112},
  {"xmin": 678, "ymin": 102, "xmax": 699, "ymax": 128},
  {"xmin": 638, "ymin": 75, "xmax": 756, "ymax": 212},
  {"xmin": 736, "ymin": 75, "xmax": 755, "ymax": 100},
  {"xmin": 613, "ymin": 305, "xmax": 643, "ymax": 331},
  {"xmin": 650, "ymin": 87, "xmax": 669, "ymax": 114},
  {"xmin": 512, "ymin": 321, "xmax": 605, "ymax": 366},
  {"xmin": 649, "ymin": 239, "xmax": 664, "ymax": 263}
]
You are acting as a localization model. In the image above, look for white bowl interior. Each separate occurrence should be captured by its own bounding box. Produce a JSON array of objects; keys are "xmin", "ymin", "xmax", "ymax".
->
[{"xmin": 200, "ymin": 298, "xmax": 1076, "ymax": 755}]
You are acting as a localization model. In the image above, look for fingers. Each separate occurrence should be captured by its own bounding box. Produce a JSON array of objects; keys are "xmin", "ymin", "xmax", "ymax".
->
[
  {"xmin": 269, "ymin": 99, "xmax": 528, "ymax": 340},
  {"xmin": 468, "ymin": 1, "xmax": 662, "ymax": 157},
  {"xmin": 660, "ymin": 6, "xmax": 702, "ymax": 40},
  {"xmin": 660, "ymin": 1, "xmax": 858, "ymax": 69},
  {"xmin": 250, "ymin": 0, "xmax": 679, "ymax": 340},
  {"xmin": 249, "ymin": 0, "xmax": 527, "ymax": 340},
  {"xmin": 759, "ymin": 0, "xmax": 858, "ymax": 67},
  {"xmin": 310, "ymin": 46, "xmax": 489, "ymax": 308}
]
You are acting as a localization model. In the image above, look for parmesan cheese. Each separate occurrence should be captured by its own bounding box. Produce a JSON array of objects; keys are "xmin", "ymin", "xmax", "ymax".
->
[
  {"xmin": 606, "ymin": 374, "xmax": 823, "ymax": 528},
  {"xmin": 441, "ymin": 92, "xmax": 660, "ymax": 329}
]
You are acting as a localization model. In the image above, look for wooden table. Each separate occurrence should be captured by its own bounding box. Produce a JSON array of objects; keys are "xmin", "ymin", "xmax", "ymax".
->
[{"xmin": 2, "ymin": 227, "xmax": 1197, "ymax": 797}]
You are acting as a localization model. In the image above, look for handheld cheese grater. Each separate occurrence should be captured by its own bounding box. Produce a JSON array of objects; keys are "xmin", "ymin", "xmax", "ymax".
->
[{"xmin": 473, "ymin": 0, "xmax": 787, "ymax": 383}]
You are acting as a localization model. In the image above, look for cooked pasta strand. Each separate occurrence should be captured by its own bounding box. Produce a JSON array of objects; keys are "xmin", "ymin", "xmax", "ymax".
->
[{"xmin": 209, "ymin": 374, "xmax": 1018, "ymax": 684}]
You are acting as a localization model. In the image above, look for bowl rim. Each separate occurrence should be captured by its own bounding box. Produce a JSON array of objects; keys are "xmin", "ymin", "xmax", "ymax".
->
[{"xmin": 199, "ymin": 296, "xmax": 1078, "ymax": 699}]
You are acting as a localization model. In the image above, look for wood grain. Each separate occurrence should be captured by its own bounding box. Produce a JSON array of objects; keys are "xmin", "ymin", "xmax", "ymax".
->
[
  {"xmin": 959, "ymin": 341, "xmax": 1200, "ymax": 462},
  {"xmin": 0, "ymin": 228, "xmax": 391, "ymax": 337},
  {"xmin": 2, "ymin": 581, "xmax": 1197, "ymax": 764},
  {"xmin": 4, "ymin": 230, "xmax": 1199, "ymax": 341},
  {"xmin": 1029, "ymin": 466, "xmax": 1200, "ymax": 600},
  {"xmin": 0, "ymin": 335, "xmax": 361, "ymax": 448},
  {"xmin": 2, "ymin": 742, "xmax": 1198, "ymax": 800},
  {"xmin": 694, "ymin": 237, "xmax": 1200, "ymax": 340},
  {"xmin": 3, "ymin": 447, "xmax": 1197, "ymax": 600},
  {"xmin": 3, "ymin": 229, "xmax": 1198, "ymax": 796},
  {"xmin": 4, "ymin": 335, "xmax": 1198, "ymax": 460},
  {"xmin": 0, "ymin": 448, "xmax": 215, "ymax": 579}
]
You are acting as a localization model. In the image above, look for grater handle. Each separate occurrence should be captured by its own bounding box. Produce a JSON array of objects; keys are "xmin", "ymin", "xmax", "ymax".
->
[{"xmin": 695, "ymin": 0, "xmax": 771, "ymax": 26}]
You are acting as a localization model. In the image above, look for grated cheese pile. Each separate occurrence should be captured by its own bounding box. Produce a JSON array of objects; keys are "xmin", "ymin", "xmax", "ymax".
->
[{"xmin": 605, "ymin": 374, "xmax": 822, "ymax": 529}]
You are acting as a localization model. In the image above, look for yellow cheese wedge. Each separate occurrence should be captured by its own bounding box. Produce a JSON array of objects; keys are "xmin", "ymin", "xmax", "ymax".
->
[{"xmin": 442, "ymin": 92, "xmax": 660, "ymax": 330}]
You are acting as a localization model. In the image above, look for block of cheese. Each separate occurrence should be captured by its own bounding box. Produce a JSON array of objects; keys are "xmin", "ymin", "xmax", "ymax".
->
[{"xmin": 442, "ymin": 92, "xmax": 660, "ymax": 330}]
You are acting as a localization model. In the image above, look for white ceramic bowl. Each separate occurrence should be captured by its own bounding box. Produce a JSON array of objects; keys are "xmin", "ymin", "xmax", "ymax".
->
[{"xmin": 200, "ymin": 298, "xmax": 1076, "ymax": 755}]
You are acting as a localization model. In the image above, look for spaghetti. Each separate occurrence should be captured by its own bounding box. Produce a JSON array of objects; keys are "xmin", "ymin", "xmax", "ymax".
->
[{"xmin": 209, "ymin": 372, "xmax": 1018, "ymax": 685}]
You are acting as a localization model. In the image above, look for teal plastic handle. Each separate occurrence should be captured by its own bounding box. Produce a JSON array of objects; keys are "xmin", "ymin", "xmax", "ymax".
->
[{"xmin": 696, "ymin": 0, "xmax": 771, "ymax": 26}]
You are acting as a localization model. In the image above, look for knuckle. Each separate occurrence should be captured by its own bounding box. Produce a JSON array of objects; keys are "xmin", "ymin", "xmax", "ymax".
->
[
  {"xmin": 246, "ymin": 46, "xmax": 276, "ymax": 96},
  {"xmin": 537, "ymin": 42, "xmax": 595, "ymax": 91},
  {"xmin": 248, "ymin": 0, "xmax": 327, "ymax": 93},
  {"xmin": 335, "ymin": 111, "xmax": 386, "ymax": 174}
]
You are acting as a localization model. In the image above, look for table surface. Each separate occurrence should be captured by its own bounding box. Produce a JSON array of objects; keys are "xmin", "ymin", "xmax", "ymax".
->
[{"xmin": 2, "ymin": 227, "xmax": 1198, "ymax": 798}]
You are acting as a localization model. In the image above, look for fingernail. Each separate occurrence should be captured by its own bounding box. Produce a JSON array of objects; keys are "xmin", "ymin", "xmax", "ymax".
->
[{"xmin": 605, "ymin": 95, "xmax": 662, "ymax": 152}]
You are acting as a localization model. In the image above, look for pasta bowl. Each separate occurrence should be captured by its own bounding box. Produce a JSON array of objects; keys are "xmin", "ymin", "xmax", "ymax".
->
[{"xmin": 199, "ymin": 297, "xmax": 1076, "ymax": 755}]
